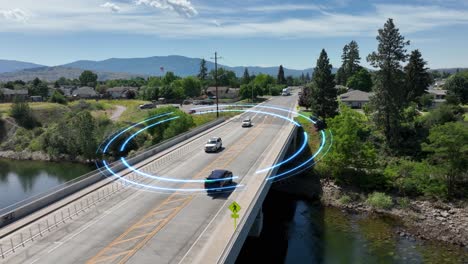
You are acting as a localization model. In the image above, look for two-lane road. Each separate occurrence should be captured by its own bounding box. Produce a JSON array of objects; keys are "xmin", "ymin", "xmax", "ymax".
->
[{"xmin": 1, "ymin": 94, "xmax": 298, "ymax": 264}]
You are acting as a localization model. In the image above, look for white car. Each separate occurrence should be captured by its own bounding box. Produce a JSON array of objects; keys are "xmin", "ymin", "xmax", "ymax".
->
[
  {"xmin": 205, "ymin": 137, "xmax": 222, "ymax": 152},
  {"xmin": 242, "ymin": 118, "xmax": 252, "ymax": 127}
]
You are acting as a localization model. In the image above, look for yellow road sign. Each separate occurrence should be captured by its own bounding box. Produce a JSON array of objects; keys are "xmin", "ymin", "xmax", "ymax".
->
[{"xmin": 228, "ymin": 201, "xmax": 241, "ymax": 213}]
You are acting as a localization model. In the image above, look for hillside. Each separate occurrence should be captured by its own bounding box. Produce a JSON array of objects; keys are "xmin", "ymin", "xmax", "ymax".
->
[
  {"xmin": 0, "ymin": 59, "xmax": 45, "ymax": 74},
  {"xmin": 62, "ymin": 55, "xmax": 321, "ymax": 77},
  {"xmin": 0, "ymin": 66, "xmax": 146, "ymax": 82}
]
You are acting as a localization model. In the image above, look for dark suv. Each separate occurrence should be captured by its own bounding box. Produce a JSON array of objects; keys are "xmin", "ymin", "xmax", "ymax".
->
[{"xmin": 204, "ymin": 170, "xmax": 233, "ymax": 193}]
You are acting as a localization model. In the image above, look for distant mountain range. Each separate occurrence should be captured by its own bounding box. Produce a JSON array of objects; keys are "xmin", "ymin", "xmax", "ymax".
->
[
  {"xmin": 0, "ymin": 55, "xmax": 465, "ymax": 82},
  {"xmin": 0, "ymin": 59, "xmax": 45, "ymax": 74},
  {"xmin": 0, "ymin": 66, "xmax": 145, "ymax": 82}
]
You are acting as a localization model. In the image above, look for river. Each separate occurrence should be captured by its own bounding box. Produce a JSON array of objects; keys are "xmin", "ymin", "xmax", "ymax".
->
[
  {"xmin": 0, "ymin": 158, "xmax": 93, "ymax": 210},
  {"xmin": 236, "ymin": 190, "xmax": 468, "ymax": 264}
]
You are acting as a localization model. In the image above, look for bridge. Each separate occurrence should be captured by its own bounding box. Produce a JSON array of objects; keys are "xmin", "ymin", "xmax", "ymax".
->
[{"xmin": 0, "ymin": 94, "xmax": 314, "ymax": 264}]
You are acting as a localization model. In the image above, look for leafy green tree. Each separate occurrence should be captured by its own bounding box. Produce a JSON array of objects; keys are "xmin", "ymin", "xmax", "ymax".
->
[
  {"xmin": 242, "ymin": 68, "xmax": 250, "ymax": 85},
  {"xmin": 404, "ymin": 49, "xmax": 432, "ymax": 102},
  {"xmin": 139, "ymin": 86, "xmax": 159, "ymax": 100},
  {"xmin": 162, "ymin": 72, "xmax": 178, "ymax": 85},
  {"xmin": 422, "ymin": 122, "xmax": 468, "ymax": 198},
  {"xmin": 444, "ymin": 71, "xmax": 468, "ymax": 104},
  {"xmin": 209, "ymin": 68, "xmax": 238, "ymax": 87},
  {"xmin": 79, "ymin": 70, "xmax": 98, "ymax": 88},
  {"xmin": 367, "ymin": 18, "xmax": 410, "ymax": 148},
  {"xmin": 71, "ymin": 111, "xmax": 97, "ymax": 160},
  {"xmin": 422, "ymin": 103, "xmax": 464, "ymax": 128},
  {"xmin": 239, "ymin": 83, "xmax": 262, "ymax": 101},
  {"xmin": 10, "ymin": 99, "xmax": 38, "ymax": 129},
  {"xmin": 317, "ymin": 104, "xmax": 376, "ymax": 179},
  {"xmin": 50, "ymin": 90, "xmax": 67, "ymax": 104},
  {"xmin": 181, "ymin": 76, "xmax": 201, "ymax": 98},
  {"xmin": 310, "ymin": 49, "xmax": 337, "ymax": 118},
  {"xmin": 286, "ymin": 76, "xmax": 294, "ymax": 86},
  {"xmin": 277, "ymin": 65, "xmax": 286, "ymax": 85},
  {"xmin": 346, "ymin": 68, "xmax": 373, "ymax": 92},
  {"xmin": 198, "ymin": 59, "xmax": 208, "ymax": 81}
]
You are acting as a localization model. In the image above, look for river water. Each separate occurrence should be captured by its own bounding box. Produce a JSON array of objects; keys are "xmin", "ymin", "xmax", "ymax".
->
[
  {"xmin": 236, "ymin": 190, "xmax": 468, "ymax": 264},
  {"xmin": 0, "ymin": 158, "xmax": 93, "ymax": 210}
]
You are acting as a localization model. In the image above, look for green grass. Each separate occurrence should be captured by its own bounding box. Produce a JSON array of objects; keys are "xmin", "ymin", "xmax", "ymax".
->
[
  {"xmin": 338, "ymin": 194, "xmax": 352, "ymax": 205},
  {"xmin": 0, "ymin": 102, "xmax": 71, "ymax": 125}
]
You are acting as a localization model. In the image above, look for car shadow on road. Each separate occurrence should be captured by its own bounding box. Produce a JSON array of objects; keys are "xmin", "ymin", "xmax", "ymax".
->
[
  {"xmin": 207, "ymin": 182, "xmax": 238, "ymax": 200},
  {"xmin": 205, "ymin": 147, "xmax": 225, "ymax": 153}
]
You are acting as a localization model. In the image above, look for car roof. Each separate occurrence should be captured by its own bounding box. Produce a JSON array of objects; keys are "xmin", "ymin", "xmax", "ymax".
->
[
  {"xmin": 209, "ymin": 137, "xmax": 220, "ymax": 140},
  {"xmin": 208, "ymin": 170, "xmax": 231, "ymax": 179}
]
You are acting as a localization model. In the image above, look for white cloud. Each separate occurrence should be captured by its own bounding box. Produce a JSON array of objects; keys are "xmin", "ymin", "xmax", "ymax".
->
[
  {"xmin": 0, "ymin": 8, "xmax": 29, "ymax": 22},
  {"xmin": 101, "ymin": 2, "xmax": 121, "ymax": 13},
  {"xmin": 135, "ymin": 0, "xmax": 198, "ymax": 17},
  {"xmin": 211, "ymin": 19, "xmax": 221, "ymax": 27}
]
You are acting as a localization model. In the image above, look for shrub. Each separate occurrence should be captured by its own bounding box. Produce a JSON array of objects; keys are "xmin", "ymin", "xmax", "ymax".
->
[
  {"xmin": 366, "ymin": 192, "xmax": 393, "ymax": 209},
  {"xmin": 50, "ymin": 90, "xmax": 67, "ymax": 105},
  {"xmin": 338, "ymin": 194, "xmax": 352, "ymax": 204},
  {"xmin": 397, "ymin": 197, "xmax": 410, "ymax": 208},
  {"xmin": 10, "ymin": 99, "xmax": 39, "ymax": 129}
]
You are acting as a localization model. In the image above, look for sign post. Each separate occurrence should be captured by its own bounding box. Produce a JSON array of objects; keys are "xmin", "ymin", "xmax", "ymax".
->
[{"xmin": 228, "ymin": 201, "xmax": 241, "ymax": 229}]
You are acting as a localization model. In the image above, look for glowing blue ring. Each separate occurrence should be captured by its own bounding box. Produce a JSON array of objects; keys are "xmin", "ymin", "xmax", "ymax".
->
[
  {"xmin": 267, "ymin": 130, "xmax": 331, "ymax": 181},
  {"xmin": 121, "ymin": 158, "xmax": 239, "ymax": 183},
  {"xmin": 120, "ymin": 116, "xmax": 180, "ymax": 152},
  {"xmin": 102, "ymin": 112, "xmax": 174, "ymax": 153},
  {"xmin": 270, "ymin": 130, "xmax": 334, "ymax": 182},
  {"xmin": 103, "ymin": 160, "xmax": 243, "ymax": 192},
  {"xmin": 119, "ymin": 108, "xmax": 305, "ymax": 183}
]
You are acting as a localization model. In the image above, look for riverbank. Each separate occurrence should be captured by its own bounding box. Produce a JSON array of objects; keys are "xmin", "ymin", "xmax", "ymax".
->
[
  {"xmin": 0, "ymin": 150, "xmax": 89, "ymax": 163},
  {"xmin": 321, "ymin": 180, "xmax": 468, "ymax": 248}
]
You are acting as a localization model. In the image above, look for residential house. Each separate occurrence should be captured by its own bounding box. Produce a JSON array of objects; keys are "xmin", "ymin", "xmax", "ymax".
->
[
  {"xmin": 72, "ymin": 87, "xmax": 98, "ymax": 99},
  {"xmin": 0, "ymin": 88, "xmax": 29, "ymax": 102},
  {"xmin": 206, "ymin": 86, "xmax": 239, "ymax": 98},
  {"xmin": 107, "ymin": 86, "xmax": 138, "ymax": 99},
  {"xmin": 427, "ymin": 89, "xmax": 447, "ymax": 108},
  {"xmin": 339, "ymin": 89, "xmax": 372, "ymax": 109}
]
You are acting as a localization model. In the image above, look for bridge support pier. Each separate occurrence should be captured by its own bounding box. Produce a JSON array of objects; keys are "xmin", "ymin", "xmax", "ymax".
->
[{"xmin": 248, "ymin": 208, "xmax": 263, "ymax": 237}]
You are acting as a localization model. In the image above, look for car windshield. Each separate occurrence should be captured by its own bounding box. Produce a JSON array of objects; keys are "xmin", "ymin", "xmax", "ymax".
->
[
  {"xmin": 208, "ymin": 139, "xmax": 217, "ymax": 143},
  {"xmin": 243, "ymin": 119, "xmax": 250, "ymax": 122}
]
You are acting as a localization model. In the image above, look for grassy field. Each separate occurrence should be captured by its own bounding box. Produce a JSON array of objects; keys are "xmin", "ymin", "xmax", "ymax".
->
[{"xmin": 0, "ymin": 102, "xmax": 71, "ymax": 125}]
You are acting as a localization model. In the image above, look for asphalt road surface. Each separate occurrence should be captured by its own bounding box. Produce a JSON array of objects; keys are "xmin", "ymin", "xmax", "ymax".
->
[{"xmin": 1, "ymin": 94, "xmax": 298, "ymax": 264}]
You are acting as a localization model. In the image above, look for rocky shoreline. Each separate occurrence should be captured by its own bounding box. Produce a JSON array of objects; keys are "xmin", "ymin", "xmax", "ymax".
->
[
  {"xmin": 0, "ymin": 150, "xmax": 88, "ymax": 163},
  {"xmin": 321, "ymin": 180, "xmax": 468, "ymax": 248}
]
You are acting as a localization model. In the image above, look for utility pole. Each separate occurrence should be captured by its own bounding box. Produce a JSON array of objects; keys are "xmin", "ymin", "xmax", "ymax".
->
[{"xmin": 211, "ymin": 52, "xmax": 222, "ymax": 118}]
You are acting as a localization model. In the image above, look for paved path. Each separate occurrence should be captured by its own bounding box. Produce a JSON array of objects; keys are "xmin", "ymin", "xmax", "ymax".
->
[{"xmin": 110, "ymin": 105, "xmax": 126, "ymax": 121}]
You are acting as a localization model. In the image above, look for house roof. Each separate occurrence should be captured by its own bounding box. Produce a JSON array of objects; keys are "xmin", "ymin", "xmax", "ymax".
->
[
  {"xmin": 339, "ymin": 89, "xmax": 372, "ymax": 102},
  {"xmin": 206, "ymin": 87, "xmax": 230, "ymax": 94},
  {"xmin": 1, "ymin": 88, "xmax": 28, "ymax": 95},
  {"xmin": 73, "ymin": 87, "xmax": 97, "ymax": 96},
  {"xmin": 427, "ymin": 89, "xmax": 447, "ymax": 96},
  {"xmin": 107, "ymin": 86, "xmax": 138, "ymax": 93}
]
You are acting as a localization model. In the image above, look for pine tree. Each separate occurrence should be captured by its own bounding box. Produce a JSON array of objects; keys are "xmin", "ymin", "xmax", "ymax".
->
[
  {"xmin": 305, "ymin": 72, "xmax": 311, "ymax": 82},
  {"xmin": 298, "ymin": 85, "xmax": 312, "ymax": 110},
  {"xmin": 198, "ymin": 59, "xmax": 208, "ymax": 81},
  {"xmin": 310, "ymin": 49, "xmax": 337, "ymax": 118},
  {"xmin": 242, "ymin": 68, "xmax": 250, "ymax": 84},
  {"xmin": 277, "ymin": 65, "xmax": 286, "ymax": 85},
  {"xmin": 367, "ymin": 18, "xmax": 410, "ymax": 148},
  {"xmin": 404, "ymin": 49, "xmax": 432, "ymax": 102},
  {"xmin": 336, "ymin": 41, "xmax": 361, "ymax": 85}
]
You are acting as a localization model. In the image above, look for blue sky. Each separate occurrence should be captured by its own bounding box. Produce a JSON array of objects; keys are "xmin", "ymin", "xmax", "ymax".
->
[{"xmin": 0, "ymin": 0, "xmax": 467, "ymax": 69}]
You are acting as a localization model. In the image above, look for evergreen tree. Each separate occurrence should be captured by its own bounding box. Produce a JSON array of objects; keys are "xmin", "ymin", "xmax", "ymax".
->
[
  {"xmin": 300, "ymin": 73, "xmax": 305, "ymax": 84},
  {"xmin": 298, "ymin": 85, "xmax": 312, "ymax": 110},
  {"xmin": 198, "ymin": 59, "xmax": 208, "ymax": 81},
  {"xmin": 405, "ymin": 49, "xmax": 432, "ymax": 102},
  {"xmin": 277, "ymin": 65, "xmax": 286, "ymax": 85},
  {"xmin": 310, "ymin": 49, "xmax": 338, "ymax": 118},
  {"xmin": 336, "ymin": 40, "xmax": 361, "ymax": 85},
  {"xmin": 367, "ymin": 18, "xmax": 410, "ymax": 148},
  {"xmin": 242, "ymin": 68, "xmax": 251, "ymax": 85},
  {"xmin": 305, "ymin": 72, "xmax": 311, "ymax": 82}
]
